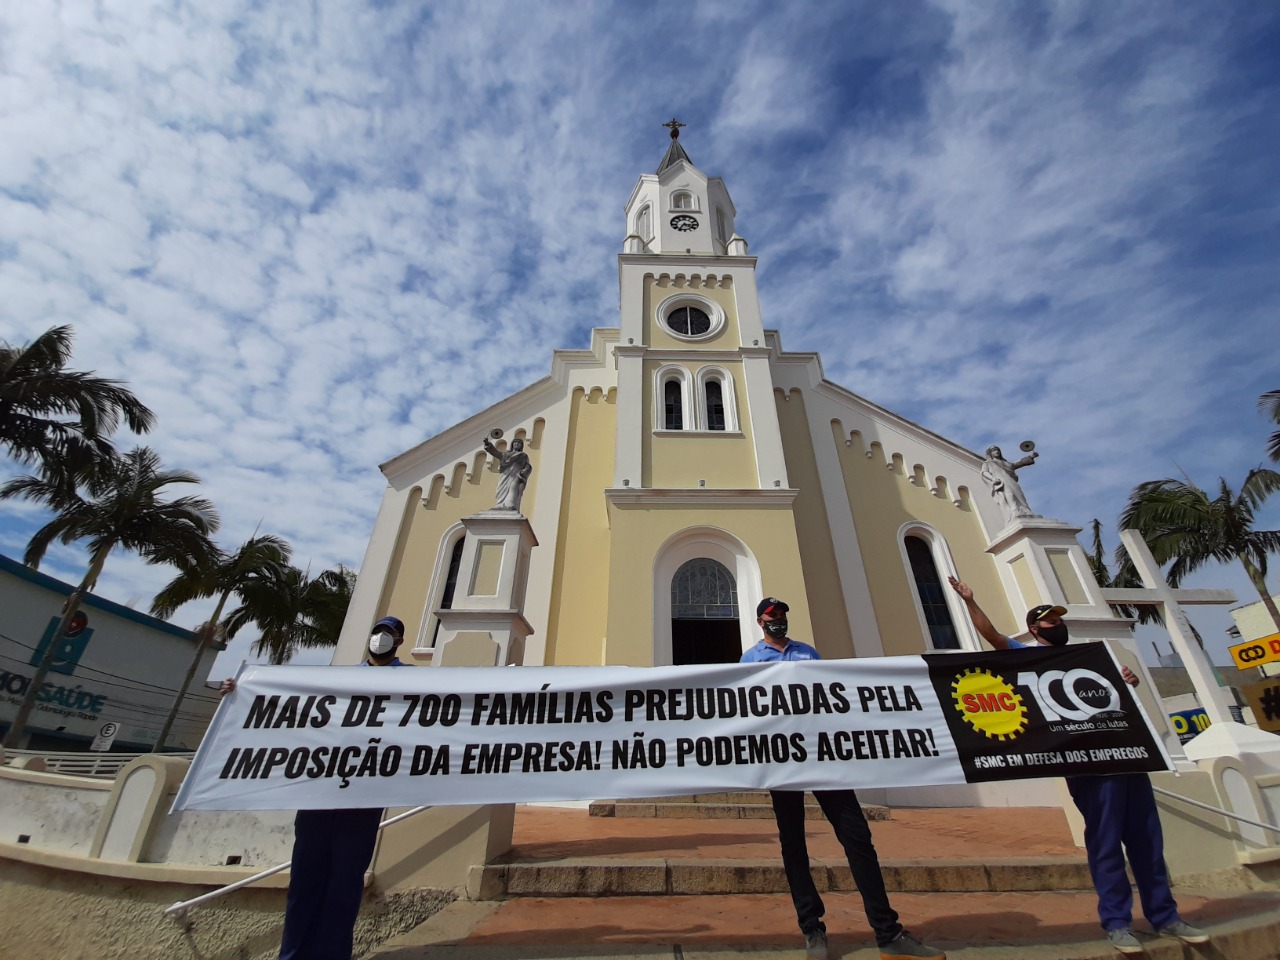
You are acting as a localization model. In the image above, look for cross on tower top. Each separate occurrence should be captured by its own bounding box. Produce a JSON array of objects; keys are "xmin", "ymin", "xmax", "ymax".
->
[{"xmin": 662, "ymin": 118, "xmax": 686, "ymax": 140}]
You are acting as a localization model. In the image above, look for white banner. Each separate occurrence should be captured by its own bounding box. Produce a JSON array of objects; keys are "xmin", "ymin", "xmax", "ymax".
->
[{"xmin": 173, "ymin": 648, "xmax": 1171, "ymax": 811}]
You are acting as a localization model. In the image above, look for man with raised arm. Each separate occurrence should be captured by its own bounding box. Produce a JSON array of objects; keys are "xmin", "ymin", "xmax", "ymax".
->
[{"xmin": 947, "ymin": 577, "xmax": 1209, "ymax": 955}]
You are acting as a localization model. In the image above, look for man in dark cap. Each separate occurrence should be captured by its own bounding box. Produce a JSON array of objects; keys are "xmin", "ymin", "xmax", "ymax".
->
[
  {"xmin": 742, "ymin": 598, "xmax": 946, "ymax": 960},
  {"xmin": 220, "ymin": 613, "xmax": 409, "ymax": 960},
  {"xmin": 948, "ymin": 578, "xmax": 1209, "ymax": 955}
]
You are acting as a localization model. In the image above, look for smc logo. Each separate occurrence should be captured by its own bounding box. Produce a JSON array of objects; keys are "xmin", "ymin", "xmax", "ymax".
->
[{"xmin": 1016, "ymin": 668, "xmax": 1120, "ymax": 721}]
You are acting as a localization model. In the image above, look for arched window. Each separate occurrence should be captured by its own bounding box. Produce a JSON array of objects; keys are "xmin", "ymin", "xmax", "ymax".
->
[
  {"xmin": 716, "ymin": 207, "xmax": 728, "ymax": 244},
  {"xmin": 430, "ymin": 535, "xmax": 466, "ymax": 647},
  {"xmin": 696, "ymin": 366, "xmax": 738, "ymax": 432},
  {"xmin": 904, "ymin": 535, "xmax": 960, "ymax": 649},
  {"xmin": 671, "ymin": 191, "xmax": 693, "ymax": 210},
  {"xmin": 636, "ymin": 204, "xmax": 652, "ymax": 242},
  {"xmin": 664, "ymin": 379, "xmax": 683, "ymax": 430},
  {"xmin": 655, "ymin": 365, "xmax": 694, "ymax": 432},
  {"xmin": 671, "ymin": 558, "xmax": 738, "ymax": 619},
  {"xmin": 705, "ymin": 380, "xmax": 725, "ymax": 431}
]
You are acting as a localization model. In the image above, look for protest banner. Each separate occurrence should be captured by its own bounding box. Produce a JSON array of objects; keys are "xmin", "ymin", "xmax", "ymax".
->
[{"xmin": 173, "ymin": 642, "xmax": 1172, "ymax": 811}]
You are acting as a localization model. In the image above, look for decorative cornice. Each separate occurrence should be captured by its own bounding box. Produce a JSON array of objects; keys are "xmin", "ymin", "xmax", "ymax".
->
[
  {"xmin": 984, "ymin": 517, "xmax": 1081, "ymax": 554},
  {"xmin": 604, "ymin": 487, "xmax": 798, "ymax": 507}
]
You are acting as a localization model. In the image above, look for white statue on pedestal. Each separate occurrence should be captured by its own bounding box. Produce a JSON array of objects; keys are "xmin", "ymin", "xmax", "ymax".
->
[
  {"xmin": 483, "ymin": 436, "xmax": 532, "ymax": 513},
  {"xmin": 981, "ymin": 445, "xmax": 1038, "ymax": 524}
]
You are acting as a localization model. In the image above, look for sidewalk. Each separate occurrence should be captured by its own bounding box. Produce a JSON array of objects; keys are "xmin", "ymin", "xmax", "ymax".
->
[{"xmin": 368, "ymin": 803, "xmax": 1280, "ymax": 960}]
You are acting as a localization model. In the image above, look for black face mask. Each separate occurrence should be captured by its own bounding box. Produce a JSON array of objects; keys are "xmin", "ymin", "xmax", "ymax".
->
[
  {"xmin": 763, "ymin": 619, "xmax": 789, "ymax": 640},
  {"xmin": 1036, "ymin": 622, "xmax": 1069, "ymax": 647}
]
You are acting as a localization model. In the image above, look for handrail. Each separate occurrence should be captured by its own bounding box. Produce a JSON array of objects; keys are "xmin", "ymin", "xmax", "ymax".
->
[
  {"xmin": 163, "ymin": 805, "xmax": 430, "ymax": 917},
  {"xmin": 1152, "ymin": 786, "xmax": 1280, "ymax": 840},
  {"xmin": 2, "ymin": 749, "xmax": 195, "ymax": 779}
]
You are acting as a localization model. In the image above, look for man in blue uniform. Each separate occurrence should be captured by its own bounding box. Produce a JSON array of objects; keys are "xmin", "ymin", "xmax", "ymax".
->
[
  {"xmin": 742, "ymin": 597, "xmax": 946, "ymax": 960},
  {"xmin": 947, "ymin": 578, "xmax": 1210, "ymax": 955},
  {"xmin": 221, "ymin": 614, "xmax": 409, "ymax": 960}
]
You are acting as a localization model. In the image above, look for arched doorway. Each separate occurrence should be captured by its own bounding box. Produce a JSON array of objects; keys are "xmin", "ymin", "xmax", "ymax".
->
[{"xmin": 670, "ymin": 558, "xmax": 742, "ymax": 665}]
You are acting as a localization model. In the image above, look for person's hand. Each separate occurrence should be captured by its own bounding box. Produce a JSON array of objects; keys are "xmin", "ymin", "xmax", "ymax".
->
[
  {"xmin": 219, "ymin": 677, "xmax": 237, "ymax": 696},
  {"xmin": 1120, "ymin": 665, "xmax": 1139, "ymax": 688},
  {"xmin": 947, "ymin": 576, "xmax": 973, "ymax": 601}
]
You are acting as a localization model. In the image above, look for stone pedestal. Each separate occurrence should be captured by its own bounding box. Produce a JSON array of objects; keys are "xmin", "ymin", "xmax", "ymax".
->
[{"xmin": 431, "ymin": 510, "xmax": 537, "ymax": 667}]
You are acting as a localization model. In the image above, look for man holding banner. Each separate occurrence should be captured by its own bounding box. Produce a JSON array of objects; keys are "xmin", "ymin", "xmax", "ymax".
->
[
  {"xmin": 742, "ymin": 598, "xmax": 946, "ymax": 960},
  {"xmin": 219, "ymin": 614, "xmax": 409, "ymax": 960},
  {"xmin": 947, "ymin": 578, "xmax": 1209, "ymax": 955}
]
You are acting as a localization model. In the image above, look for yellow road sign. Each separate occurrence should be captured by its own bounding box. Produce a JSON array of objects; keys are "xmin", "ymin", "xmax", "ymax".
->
[{"xmin": 1228, "ymin": 632, "xmax": 1280, "ymax": 670}]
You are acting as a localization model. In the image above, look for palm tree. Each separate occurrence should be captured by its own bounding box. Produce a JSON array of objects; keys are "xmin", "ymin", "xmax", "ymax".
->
[
  {"xmin": 224, "ymin": 563, "xmax": 353, "ymax": 666},
  {"xmin": 1260, "ymin": 389, "xmax": 1280, "ymax": 463},
  {"xmin": 1120, "ymin": 468, "xmax": 1280, "ymax": 634},
  {"xmin": 0, "ymin": 447, "xmax": 219, "ymax": 748},
  {"xmin": 148, "ymin": 533, "xmax": 292, "ymax": 752},
  {"xmin": 309, "ymin": 564, "xmax": 357, "ymax": 644},
  {"xmin": 1, "ymin": 325, "xmax": 155, "ymax": 469},
  {"xmin": 1086, "ymin": 519, "xmax": 1156, "ymax": 626}
]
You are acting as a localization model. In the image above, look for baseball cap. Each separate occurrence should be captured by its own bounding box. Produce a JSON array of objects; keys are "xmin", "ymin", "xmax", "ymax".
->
[
  {"xmin": 1025, "ymin": 604, "xmax": 1068, "ymax": 627},
  {"xmin": 373, "ymin": 616, "xmax": 405, "ymax": 637},
  {"xmin": 756, "ymin": 597, "xmax": 789, "ymax": 618}
]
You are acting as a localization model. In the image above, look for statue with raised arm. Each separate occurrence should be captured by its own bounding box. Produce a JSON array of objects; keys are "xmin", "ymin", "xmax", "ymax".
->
[
  {"xmin": 483, "ymin": 436, "xmax": 532, "ymax": 513},
  {"xmin": 980, "ymin": 444, "xmax": 1038, "ymax": 524}
]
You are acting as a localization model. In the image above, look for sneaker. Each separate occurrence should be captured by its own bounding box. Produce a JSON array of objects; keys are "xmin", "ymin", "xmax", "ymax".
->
[
  {"xmin": 804, "ymin": 927, "xmax": 829, "ymax": 960},
  {"xmin": 1105, "ymin": 928, "xmax": 1144, "ymax": 955},
  {"xmin": 880, "ymin": 930, "xmax": 946, "ymax": 960},
  {"xmin": 1156, "ymin": 920, "xmax": 1210, "ymax": 944}
]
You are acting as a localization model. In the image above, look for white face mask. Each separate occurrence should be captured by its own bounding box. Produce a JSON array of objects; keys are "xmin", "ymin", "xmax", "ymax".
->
[{"xmin": 368, "ymin": 631, "xmax": 397, "ymax": 656}]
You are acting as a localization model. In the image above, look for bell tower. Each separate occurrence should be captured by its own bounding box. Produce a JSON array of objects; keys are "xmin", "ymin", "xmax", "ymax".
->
[{"xmin": 623, "ymin": 119, "xmax": 744, "ymax": 258}]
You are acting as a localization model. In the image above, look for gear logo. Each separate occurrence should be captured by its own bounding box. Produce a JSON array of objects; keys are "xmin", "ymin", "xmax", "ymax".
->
[{"xmin": 952, "ymin": 668, "xmax": 1028, "ymax": 740}]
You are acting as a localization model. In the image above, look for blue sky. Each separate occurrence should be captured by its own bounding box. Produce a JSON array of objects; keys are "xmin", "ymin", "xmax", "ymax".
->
[{"xmin": 2, "ymin": 1, "xmax": 1278, "ymax": 673}]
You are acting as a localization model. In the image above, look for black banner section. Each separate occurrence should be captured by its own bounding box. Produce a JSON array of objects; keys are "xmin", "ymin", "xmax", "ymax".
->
[{"xmin": 924, "ymin": 643, "xmax": 1170, "ymax": 782}]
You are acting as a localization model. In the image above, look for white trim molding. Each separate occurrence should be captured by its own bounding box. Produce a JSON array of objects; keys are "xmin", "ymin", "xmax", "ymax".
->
[
  {"xmin": 656, "ymin": 292, "xmax": 726, "ymax": 342},
  {"xmin": 695, "ymin": 364, "xmax": 740, "ymax": 432},
  {"xmin": 652, "ymin": 526, "xmax": 763, "ymax": 666},
  {"xmin": 654, "ymin": 363, "xmax": 694, "ymax": 431},
  {"xmin": 896, "ymin": 521, "xmax": 981, "ymax": 652},
  {"xmin": 412, "ymin": 521, "xmax": 468, "ymax": 656}
]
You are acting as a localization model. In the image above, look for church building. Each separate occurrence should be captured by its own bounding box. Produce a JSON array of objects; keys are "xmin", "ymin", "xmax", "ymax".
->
[
  {"xmin": 335, "ymin": 127, "xmax": 1136, "ymax": 734},
  {"xmin": 336, "ymin": 127, "xmax": 1132, "ymax": 694}
]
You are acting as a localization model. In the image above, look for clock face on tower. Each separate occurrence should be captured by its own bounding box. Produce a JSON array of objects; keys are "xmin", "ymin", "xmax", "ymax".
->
[{"xmin": 670, "ymin": 215, "xmax": 698, "ymax": 232}]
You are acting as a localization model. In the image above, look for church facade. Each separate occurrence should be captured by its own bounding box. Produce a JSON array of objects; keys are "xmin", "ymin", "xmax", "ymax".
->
[{"xmin": 335, "ymin": 132, "xmax": 1132, "ymax": 702}]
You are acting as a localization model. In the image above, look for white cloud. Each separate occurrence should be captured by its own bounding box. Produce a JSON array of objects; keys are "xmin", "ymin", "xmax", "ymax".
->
[{"xmin": 2, "ymin": 0, "xmax": 1277, "ymax": 672}]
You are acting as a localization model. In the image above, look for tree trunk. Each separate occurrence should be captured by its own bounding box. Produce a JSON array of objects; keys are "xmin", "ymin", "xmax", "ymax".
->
[
  {"xmin": 1240, "ymin": 556, "xmax": 1280, "ymax": 633},
  {"xmin": 2, "ymin": 551, "xmax": 109, "ymax": 750},
  {"xmin": 151, "ymin": 589, "xmax": 231, "ymax": 753}
]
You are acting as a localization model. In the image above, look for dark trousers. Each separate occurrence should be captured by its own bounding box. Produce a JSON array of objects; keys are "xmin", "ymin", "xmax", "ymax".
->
[
  {"xmin": 769, "ymin": 789, "xmax": 902, "ymax": 946},
  {"xmin": 279, "ymin": 807, "xmax": 383, "ymax": 960},
  {"xmin": 1066, "ymin": 773, "xmax": 1180, "ymax": 932}
]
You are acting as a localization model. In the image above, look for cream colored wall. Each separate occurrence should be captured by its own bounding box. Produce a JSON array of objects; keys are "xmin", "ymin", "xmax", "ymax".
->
[
  {"xmin": 644, "ymin": 276, "xmax": 739, "ymax": 350},
  {"xmin": 644, "ymin": 358, "xmax": 757, "ymax": 488},
  {"xmin": 544, "ymin": 388, "xmax": 616, "ymax": 665},
  {"xmin": 830, "ymin": 424, "xmax": 1014, "ymax": 654},
  {"xmin": 773, "ymin": 390, "xmax": 855, "ymax": 658},
  {"xmin": 382, "ymin": 434, "xmax": 543, "ymax": 647},
  {"xmin": 603, "ymin": 504, "xmax": 808, "ymax": 666}
]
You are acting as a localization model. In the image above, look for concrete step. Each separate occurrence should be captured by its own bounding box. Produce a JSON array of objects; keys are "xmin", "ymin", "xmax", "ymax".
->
[
  {"xmin": 468, "ymin": 856, "xmax": 1092, "ymax": 899},
  {"xmin": 590, "ymin": 793, "xmax": 890, "ymax": 822},
  {"xmin": 368, "ymin": 890, "xmax": 1280, "ymax": 960}
]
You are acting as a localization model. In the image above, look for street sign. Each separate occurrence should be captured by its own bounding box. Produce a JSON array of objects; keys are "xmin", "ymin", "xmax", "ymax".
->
[
  {"xmin": 1228, "ymin": 632, "xmax": 1280, "ymax": 671},
  {"xmin": 1167, "ymin": 708, "xmax": 1211, "ymax": 744},
  {"xmin": 90, "ymin": 721, "xmax": 119, "ymax": 752},
  {"xmin": 1241, "ymin": 677, "xmax": 1280, "ymax": 735}
]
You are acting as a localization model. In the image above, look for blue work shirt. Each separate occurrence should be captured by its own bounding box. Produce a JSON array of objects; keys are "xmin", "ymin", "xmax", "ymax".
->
[{"xmin": 740, "ymin": 638, "xmax": 822, "ymax": 662}]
